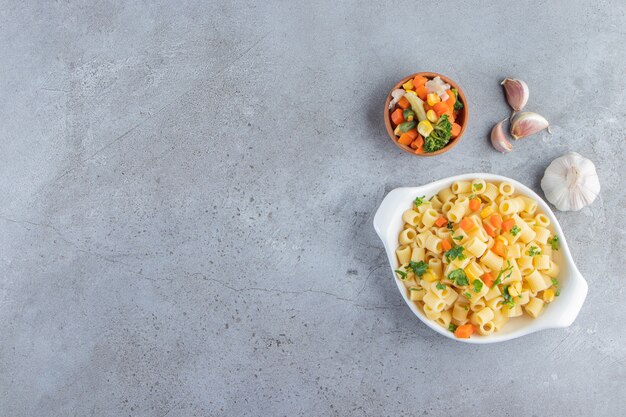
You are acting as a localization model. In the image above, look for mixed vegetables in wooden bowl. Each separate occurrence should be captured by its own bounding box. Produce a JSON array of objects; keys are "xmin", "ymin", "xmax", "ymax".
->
[{"xmin": 384, "ymin": 72, "xmax": 468, "ymax": 156}]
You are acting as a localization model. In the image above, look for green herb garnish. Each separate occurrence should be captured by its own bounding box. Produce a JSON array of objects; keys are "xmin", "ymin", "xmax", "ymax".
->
[
  {"xmin": 451, "ymin": 88, "xmax": 463, "ymax": 111},
  {"xmin": 452, "ymin": 235, "xmax": 463, "ymax": 241},
  {"xmin": 446, "ymin": 221, "xmax": 454, "ymax": 230},
  {"xmin": 494, "ymin": 260, "xmax": 513, "ymax": 286},
  {"xmin": 501, "ymin": 285, "xmax": 515, "ymax": 308},
  {"xmin": 414, "ymin": 196, "xmax": 426, "ymax": 207},
  {"xmin": 448, "ymin": 269, "xmax": 469, "ymax": 286},
  {"xmin": 473, "ymin": 279, "xmax": 484, "ymax": 293},
  {"xmin": 408, "ymin": 261, "xmax": 428, "ymax": 277},
  {"xmin": 510, "ymin": 225, "xmax": 521, "ymax": 236},
  {"xmin": 527, "ymin": 246, "xmax": 541, "ymax": 257},
  {"xmin": 444, "ymin": 245, "xmax": 466, "ymax": 263},
  {"xmin": 551, "ymin": 278, "xmax": 559, "ymax": 287},
  {"xmin": 472, "ymin": 183, "xmax": 483, "ymax": 192},
  {"xmin": 448, "ymin": 323, "xmax": 458, "ymax": 332},
  {"xmin": 436, "ymin": 282, "xmax": 446, "ymax": 290},
  {"xmin": 548, "ymin": 236, "xmax": 559, "ymax": 250},
  {"xmin": 463, "ymin": 292, "xmax": 472, "ymax": 299},
  {"xmin": 395, "ymin": 269, "xmax": 408, "ymax": 280},
  {"xmin": 555, "ymin": 289, "xmax": 561, "ymax": 297},
  {"xmin": 424, "ymin": 114, "xmax": 452, "ymax": 153}
]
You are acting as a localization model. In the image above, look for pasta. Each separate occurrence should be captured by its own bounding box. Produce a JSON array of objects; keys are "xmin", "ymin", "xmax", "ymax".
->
[{"xmin": 394, "ymin": 180, "xmax": 561, "ymax": 338}]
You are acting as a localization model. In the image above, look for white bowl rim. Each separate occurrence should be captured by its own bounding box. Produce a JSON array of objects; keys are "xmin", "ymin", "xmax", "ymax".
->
[{"xmin": 373, "ymin": 173, "xmax": 588, "ymax": 344}]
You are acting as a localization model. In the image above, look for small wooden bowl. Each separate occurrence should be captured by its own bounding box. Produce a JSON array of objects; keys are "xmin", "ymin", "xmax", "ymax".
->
[{"xmin": 384, "ymin": 72, "xmax": 469, "ymax": 156}]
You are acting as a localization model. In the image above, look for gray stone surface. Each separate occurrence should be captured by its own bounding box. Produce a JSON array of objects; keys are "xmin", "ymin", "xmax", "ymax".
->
[{"xmin": 0, "ymin": 1, "xmax": 624, "ymax": 416}]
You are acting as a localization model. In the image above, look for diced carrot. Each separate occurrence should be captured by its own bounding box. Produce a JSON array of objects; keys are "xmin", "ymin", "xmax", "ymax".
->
[
  {"xmin": 459, "ymin": 217, "xmax": 474, "ymax": 232},
  {"xmin": 398, "ymin": 132, "xmax": 413, "ymax": 146},
  {"xmin": 405, "ymin": 129, "xmax": 418, "ymax": 140},
  {"xmin": 501, "ymin": 218, "xmax": 515, "ymax": 232},
  {"xmin": 434, "ymin": 216, "xmax": 447, "ymax": 227},
  {"xmin": 412, "ymin": 135, "xmax": 424, "ymax": 153},
  {"xmin": 492, "ymin": 240, "xmax": 506, "ymax": 257},
  {"xmin": 413, "ymin": 75, "xmax": 428, "ymax": 88},
  {"xmin": 445, "ymin": 90, "xmax": 456, "ymax": 109},
  {"xmin": 391, "ymin": 108, "xmax": 404, "ymax": 126},
  {"xmin": 481, "ymin": 272, "xmax": 495, "ymax": 288},
  {"xmin": 454, "ymin": 324, "xmax": 475, "ymax": 339},
  {"xmin": 441, "ymin": 238, "xmax": 452, "ymax": 252},
  {"xmin": 451, "ymin": 123, "xmax": 462, "ymax": 138},
  {"xmin": 432, "ymin": 102, "xmax": 450, "ymax": 117},
  {"xmin": 469, "ymin": 197, "xmax": 481, "ymax": 211},
  {"xmin": 397, "ymin": 96, "xmax": 411, "ymax": 110},
  {"xmin": 416, "ymin": 85, "xmax": 429, "ymax": 101},
  {"xmin": 490, "ymin": 214, "xmax": 503, "ymax": 228},
  {"xmin": 483, "ymin": 222, "xmax": 496, "ymax": 237},
  {"xmin": 442, "ymin": 109, "xmax": 454, "ymax": 120}
]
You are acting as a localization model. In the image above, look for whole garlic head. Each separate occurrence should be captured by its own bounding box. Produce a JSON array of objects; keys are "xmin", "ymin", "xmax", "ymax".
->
[{"xmin": 541, "ymin": 152, "xmax": 600, "ymax": 211}]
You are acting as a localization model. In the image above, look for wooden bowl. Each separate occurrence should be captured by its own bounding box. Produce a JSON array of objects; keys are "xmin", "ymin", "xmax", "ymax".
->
[{"xmin": 384, "ymin": 72, "xmax": 469, "ymax": 156}]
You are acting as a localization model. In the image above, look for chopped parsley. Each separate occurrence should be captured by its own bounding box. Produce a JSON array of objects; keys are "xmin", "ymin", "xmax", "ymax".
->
[
  {"xmin": 551, "ymin": 278, "xmax": 560, "ymax": 296},
  {"xmin": 446, "ymin": 221, "xmax": 454, "ymax": 230},
  {"xmin": 463, "ymin": 292, "xmax": 472, "ymax": 299},
  {"xmin": 451, "ymin": 88, "xmax": 463, "ymax": 111},
  {"xmin": 436, "ymin": 282, "xmax": 446, "ymax": 290},
  {"xmin": 472, "ymin": 183, "xmax": 483, "ymax": 192},
  {"xmin": 548, "ymin": 236, "xmax": 559, "ymax": 250},
  {"xmin": 501, "ymin": 285, "xmax": 515, "ymax": 308},
  {"xmin": 448, "ymin": 269, "xmax": 469, "ymax": 286},
  {"xmin": 414, "ymin": 196, "xmax": 426, "ymax": 207},
  {"xmin": 395, "ymin": 269, "xmax": 408, "ymax": 280},
  {"xmin": 408, "ymin": 261, "xmax": 428, "ymax": 277},
  {"xmin": 494, "ymin": 260, "xmax": 513, "ymax": 286},
  {"xmin": 448, "ymin": 323, "xmax": 458, "ymax": 332},
  {"xmin": 452, "ymin": 235, "xmax": 463, "ymax": 241},
  {"xmin": 510, "ymin": 225, "xmax": 521, "ymax": 236},
  {"xmin": 527, "ymin": 246, "xmax": 541, "ymax": 257},
  {"xmin": 473, "ymin": 279, "xmax": 484, "ymax": 293},
  {"xmin": 445, "ymin": 246, "xmax": 466, "ymax": 263}
]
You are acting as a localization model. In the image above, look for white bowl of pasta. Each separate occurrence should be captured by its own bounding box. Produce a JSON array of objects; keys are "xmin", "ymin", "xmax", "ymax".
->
[{"xmin": 373, "ymin": 173, "xmax": 588, "ymax": 343}]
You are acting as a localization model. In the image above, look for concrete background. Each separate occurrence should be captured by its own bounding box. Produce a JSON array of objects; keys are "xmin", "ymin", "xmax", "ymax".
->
[{"xmin": 1, "ymin": 1, "xmax": 624, "ymax": 416}]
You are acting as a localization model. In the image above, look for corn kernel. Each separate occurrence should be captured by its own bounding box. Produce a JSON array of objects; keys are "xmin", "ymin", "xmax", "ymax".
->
[
  {"xmin": 464, "ymin": 263, "xmax": 482, "ymax": 282},
  {"xmin": 508, "ymin": 281, "xmax": 522, "ymax": 297},
  {"xmin": 402, "ymin": 79, "xmax": 415, "ymax": 90},
  {"xmin": 427, "ymin": 93, "xmax": 441, "ymax": 106},
  {"xmin": 422, "ymin": 270, "xmax": 438, "ymax": 283},
  {"xmin": 417, "ymin": 120, "xmax": 434, "ymax": 137},
  {"xmin": 426, "ymin": 110, "xmax": 438, "ymax": 123},
  {"xmin": 495, "ymin": 235, "xmax": 509, "ymax": 246},
  {"xmin": 480, "ymin": 206, "xmax": 495, "ymax": 219},
  {"xmin": 394, "ymin": 125, "xmax": 401, "ymax": 136},
  {"xmin": 542, "ymin": 288, "xmax": 555, "ymax": 303}
]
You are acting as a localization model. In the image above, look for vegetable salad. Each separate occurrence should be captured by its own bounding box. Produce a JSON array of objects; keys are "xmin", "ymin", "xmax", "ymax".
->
[{"xmin": 388, "ymin": 75, "xmax": 464, "ymax": 154}]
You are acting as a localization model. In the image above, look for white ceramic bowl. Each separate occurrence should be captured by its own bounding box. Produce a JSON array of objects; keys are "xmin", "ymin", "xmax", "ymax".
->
[{"xmin": 373, "ymin": 173, "xmax": 588, "ymax": 344}]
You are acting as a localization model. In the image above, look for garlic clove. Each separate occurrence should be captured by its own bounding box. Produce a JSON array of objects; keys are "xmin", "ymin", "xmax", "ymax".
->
[
  {"xmin": 501, "ymin": 78, "xmax": 529, "ymax": 112},
  {"xmin": 510, "ymin": 111, "xmax": 550, "ymax": 139},
  {"xmin": 540, "ymin": 152, "xmax": 600, "ymax": 211},
  {"xmin": 490, "ymin": 119, "xmax": 513, "ymax": 153}
]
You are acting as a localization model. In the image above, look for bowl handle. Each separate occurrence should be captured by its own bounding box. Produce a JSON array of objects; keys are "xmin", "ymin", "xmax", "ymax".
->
[
  {"xmin": 373, "ymin": 188, "xmax": 410, "ymax": 241},
  {"xmin": 551, "ymin": 268, "xmax": 588, "ymax": 328}
]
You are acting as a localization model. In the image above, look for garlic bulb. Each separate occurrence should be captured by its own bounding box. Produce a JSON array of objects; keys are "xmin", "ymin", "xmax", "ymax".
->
[{"xmin": 541, "ymin": 152, "xmax": 600, "ymax": 211}]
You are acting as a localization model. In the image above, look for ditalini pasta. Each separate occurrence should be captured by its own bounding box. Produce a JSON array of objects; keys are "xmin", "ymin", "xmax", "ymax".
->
[{"xmin": 394, "ymin": 180, "xmax": 561, "ymax": 339}]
